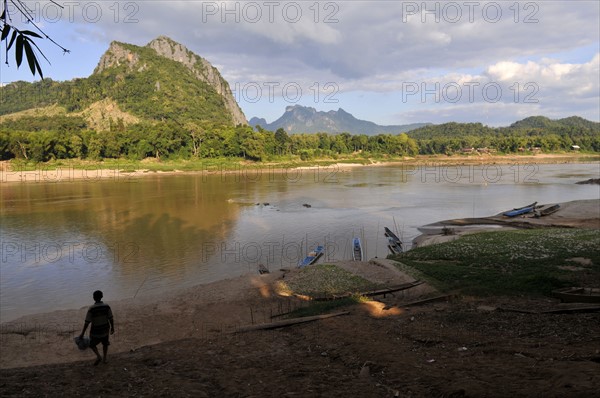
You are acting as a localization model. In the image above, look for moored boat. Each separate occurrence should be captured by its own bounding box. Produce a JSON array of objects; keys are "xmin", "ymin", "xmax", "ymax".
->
[
  {"xmin": 298, "ymin": 245, "xmax": 324, "ymax": 268},
  {"xmin": 535, "ymin": 204, "xmax": 560, "ymax": 217},
  {"xmin": 384, "ymin": 227, "xmax": 403, "ymax": 254},
  {"xmin": 552, "ymin": 287, "xmax": 600, "ymax": 303},
  {"xmin": 352, "ymin": 237, "xmax": 363, "ymax": 261},
  {"xmin": 503, "ymin": 202, "xmax": 537, "ymax": 217}
]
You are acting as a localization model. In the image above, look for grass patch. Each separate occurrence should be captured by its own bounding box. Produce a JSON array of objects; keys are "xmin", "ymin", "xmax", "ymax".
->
[
  {"xmin": 276, "ymin": 264, "xmax": 382, "ymax": 298},
  {"xmin": 395, "ymin": 228, "xmax": 600, "ymax": 296}
]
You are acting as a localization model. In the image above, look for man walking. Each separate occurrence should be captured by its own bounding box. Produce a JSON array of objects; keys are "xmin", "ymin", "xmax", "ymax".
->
[{"xmin": 80, "ymin": 290, "xmax": 114, "ymax": 366}]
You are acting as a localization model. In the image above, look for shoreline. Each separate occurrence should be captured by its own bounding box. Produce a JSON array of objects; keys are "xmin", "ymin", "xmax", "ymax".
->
[
  {"xmin": 412, "ymin": 199, "xmax": 600, "ymax": 248},
  {"xmin": 1, "ymin": 153, "xmax": 598, "ymax": 184},
  {"xmin": 0, "ymin": 259, "xmax": 429, "ymax": 369}
]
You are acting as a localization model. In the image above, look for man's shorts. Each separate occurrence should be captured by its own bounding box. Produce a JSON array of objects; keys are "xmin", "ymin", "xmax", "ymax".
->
[{"xmin": 89, "ymin": 335, "xmax": 110, "ymax": 348}]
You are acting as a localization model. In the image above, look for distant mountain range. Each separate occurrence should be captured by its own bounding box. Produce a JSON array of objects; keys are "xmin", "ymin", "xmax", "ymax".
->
[
  {"xmin": 250, "ymin": 105, "xmax": 431, "ymax": 135},
  {"xmin": 406, "ymin": 116, "xmax": 599, "ymax": 140}
]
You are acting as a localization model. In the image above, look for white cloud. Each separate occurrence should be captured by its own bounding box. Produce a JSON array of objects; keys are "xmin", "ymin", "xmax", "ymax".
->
[{"xmin": 2, "ymin": 0, "xmax": 598, "ymax": 125}]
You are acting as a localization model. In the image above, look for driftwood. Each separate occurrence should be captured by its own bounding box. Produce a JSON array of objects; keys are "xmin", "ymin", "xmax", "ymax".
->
[
  {"xmin": 498, "ymin": 306, "xmax": 600, "ymax": 314},
  {"xmin": 312, "ymin": 280, "xmax": 424, "ymax": 301},
  {"xmin": 400, "ymin": 294, "xmax": 456, "ymax": 307},
  {"xmin": 235, "ymin": 311, "xmax": 350, "ymax": 333}
]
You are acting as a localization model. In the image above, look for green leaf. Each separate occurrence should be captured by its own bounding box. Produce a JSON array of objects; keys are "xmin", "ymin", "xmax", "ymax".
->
[
  {"xmin": 21, "ymin": 30, "xmax": 42, "ymax": 39},
  {"xmin": 33, "ymin": 54, "xmax": 44, "ymax": 79},
  {"xmin": 23, "ymin": 39, "xmax": 36, "ymax": 76},
  {"xmin": 7, "ymin": 30, "xmax": 16, "ymax": 51},
  {"xmin": 1, "ymin": 24, "xmax": 10, "ymax": 41},
  {"xmin": 15, "ymin": 34, "xmax": 23, "ymax": 68}
]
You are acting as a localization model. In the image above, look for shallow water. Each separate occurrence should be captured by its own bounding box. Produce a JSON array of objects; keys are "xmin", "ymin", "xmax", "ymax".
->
[{"xmin": 1, "ymin": 162, "xmax": 598, "ymax": 322}]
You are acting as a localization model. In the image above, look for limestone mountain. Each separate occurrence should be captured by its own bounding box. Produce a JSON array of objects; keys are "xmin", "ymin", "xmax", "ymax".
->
[
  {"xmin": 250, "ymin": 105, "xmax": 430, "ymax": 135},
  {"xmin": 0, "ymin": 36, "xmax": 247, "ymax": 127}
]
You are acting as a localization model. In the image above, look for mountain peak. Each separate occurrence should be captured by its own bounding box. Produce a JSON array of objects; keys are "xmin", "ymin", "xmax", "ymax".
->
[
  {"xmin": 253, "ymin": 105, "xmax": 430, "ymax": 135},
  {"xmin": 146, "ymin": 36, "xmax": 194, "ymax": 65},
  {"xmin": 285, "ymin": 105, "xmax": 316, "ymax": 113},
  {"xmin": 94, "ymin": 41, "xmax": 139, "ymax": 74}
]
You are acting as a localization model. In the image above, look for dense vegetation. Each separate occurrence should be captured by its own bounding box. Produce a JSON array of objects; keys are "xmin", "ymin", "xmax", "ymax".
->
[
  {"xmin": 0, "ymin": 114, "xmax": 597, "ymax": 162},
  {"xmin": 411, "ymin": 117, "xmax": 600, "ymax": 154},
  {"xmin": 0, "ymin": 117, "xmax": 420, "ymax": 161}
]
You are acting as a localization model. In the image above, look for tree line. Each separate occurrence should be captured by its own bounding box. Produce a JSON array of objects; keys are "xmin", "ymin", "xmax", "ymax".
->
[{"xmin": 0, "ymin": 116, "xmax": 597, "ymax": 162}]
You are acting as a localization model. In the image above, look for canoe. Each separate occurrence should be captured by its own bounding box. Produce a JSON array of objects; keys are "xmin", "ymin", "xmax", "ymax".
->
[
  {"xmin": 536, "ymin": 204, "xmax": 560, "ymax": 217},
  {"xmin": 552, "ymin": 287, "xmax": 600, "ymax": 303},
  {"xmin": 298, "ymin": 245, "xmax": 324, "ymax": 268},
  {"xmin": 503, "ymin": 202, "xmax": 537, "ymax": 217},
  {"xmin": 384, "ymin": 227, "xmax": 403, "ymax": 255},
  {"xmin": 387, "ymin": 237, "xmax": 403, "ymax": 255},
  {"xmin": 352, "ymin": 237, "xmax": 363, "ymax": 261},
  {"xmin": 384, "ymin": 227, "xmax": 401, "ymax": 241}
]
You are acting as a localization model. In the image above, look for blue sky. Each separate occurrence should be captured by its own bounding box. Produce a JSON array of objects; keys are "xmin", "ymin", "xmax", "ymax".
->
[{"xmin": 1, "ymin": 0, "xmax": 599, "ymax": 127}]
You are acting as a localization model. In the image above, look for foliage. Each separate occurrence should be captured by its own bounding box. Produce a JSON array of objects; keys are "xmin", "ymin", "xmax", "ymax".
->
[
  {"xmin": 410, "ymin": 117, "xmax": 600, "ymax": 154},
  {"xmin": 1, "ymin": 1, "xmax": 70, "ymax": 78}
]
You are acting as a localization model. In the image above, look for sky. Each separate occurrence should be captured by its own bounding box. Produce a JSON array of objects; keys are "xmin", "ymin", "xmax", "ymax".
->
[{"xmin": 1, "ymin": 0, "xmax": 599, "ymax": 127}]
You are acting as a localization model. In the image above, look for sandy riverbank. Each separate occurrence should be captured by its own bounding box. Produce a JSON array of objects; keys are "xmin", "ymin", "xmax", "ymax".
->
[
  {"xmin": 413, "ymin": 199, "xmax": 600, "ymax": 248},
  {"xmin": 1, "ymin": 153, "xmax": 597, "ymax": 184},
  {"xmin": 0, "ymin": 260, "xmax": 429, "ymax": 370},
  {"xmin": 2, "ymin": 265, "xmax": 599, "ymax": 397}
]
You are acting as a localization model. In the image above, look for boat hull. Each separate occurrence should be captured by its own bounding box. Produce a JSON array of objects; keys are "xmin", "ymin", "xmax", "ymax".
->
[
  {"xmin": 552, "ymin": 287, "xmax": 600, "ymax": 303},
  {"xmin": 352, "ymin": 238, "xmax": 363, "ymax": 261},
  {"xmin": 298, "ymin": 245, "xmax": 324, "ymax": 268}
]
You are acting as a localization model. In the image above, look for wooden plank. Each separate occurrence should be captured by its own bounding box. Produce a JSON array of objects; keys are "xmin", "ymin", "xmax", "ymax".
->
[{"xmin": 234, "ymin": 311, "xmax": 350, "ymax": 333}]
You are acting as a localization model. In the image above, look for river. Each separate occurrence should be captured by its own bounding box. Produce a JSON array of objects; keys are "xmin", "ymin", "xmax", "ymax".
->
[{"xmin": 1, "ymin": 162, "xmax": 598, "ymax": 322}]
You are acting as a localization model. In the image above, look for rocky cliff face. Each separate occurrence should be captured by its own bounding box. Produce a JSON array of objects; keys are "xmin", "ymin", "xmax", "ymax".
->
[
  {"xmin": 145, "ymin": 36, "xmax": 247, "ymax": 125},
  {"xmin": 94, "ymin": 36, "xmax": 247, "ymax": 126}
]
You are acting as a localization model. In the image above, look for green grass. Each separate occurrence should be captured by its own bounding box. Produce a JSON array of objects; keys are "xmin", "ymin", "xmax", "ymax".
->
[
  {"xmin": 274, "ymin": 264, "xmax": 380, "ymax": 318},
  {"xmin": 276, "ymin": 264, "xmax": 382, "ymax": 298},
  {"xmin": 395, "ymin": 228, "xmax": 600, "ymax": 296}
]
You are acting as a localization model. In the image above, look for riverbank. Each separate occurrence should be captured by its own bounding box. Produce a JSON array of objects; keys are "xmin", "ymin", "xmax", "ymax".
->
[
  {"xmin": 413, "ymin": 199, "xmax": 600, "ymax": 248},
  {"xmin": 1, "ymin": 153, "xmax": 598, "ymax": 184},
  {"xmin": 0, "ymin": 260, "xmax": 429, "ymax": 370},
  {"xmin": 2, "ymin": 263, "xmax": 599, "ymax": 397}
]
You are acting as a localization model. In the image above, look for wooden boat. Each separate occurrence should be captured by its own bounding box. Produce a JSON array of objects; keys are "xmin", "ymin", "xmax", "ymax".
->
[
  {"xmin": 552, "ymin": 287, "xmax": 600, "ymax": 303},
  {"xmin": 503, "ymin": 202, "xmax": 537, "ymax": 217},
  {"xmin": 535, "ymin": 204, "xmax": 560, "ymax": 217},
  {"xmin": 298, "ymin": 245, "xmax": 324, "ymax": 268},
  {"xmin": 384, "ymin": 227, "xmax": 403, "ymax": 254},
  {"xmin": 352, "ymin": 237, "xmax": 363, "ymax": 261}
]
